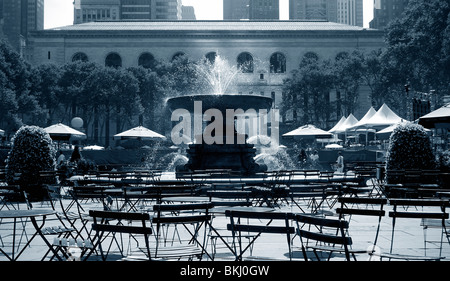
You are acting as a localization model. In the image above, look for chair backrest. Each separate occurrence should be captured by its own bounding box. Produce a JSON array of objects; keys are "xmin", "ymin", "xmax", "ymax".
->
[
  {"xmin": 89, "ymin": 210, "xmax": 153, "ymax": 260},
  {"xmin": 336, "ymin": 197, "xmax": 387, "ymax": 217},
  {"xmin": 387, "ymin": 198, "xmax": 449, "ymax": 258},
  {"xmin": 225, "ymin": 210, "xmax": 295, "ymax": 260},
  {"xmin": 295, "ymin": 214, "xmax": 352, "ymax": 261},
  {"xmin": 152, "ymin": 202, "xmax": 213, "ymax": 225},
  {"xmin": 89, "ymin": 210, "xmax": 152, "ymax": 234}
]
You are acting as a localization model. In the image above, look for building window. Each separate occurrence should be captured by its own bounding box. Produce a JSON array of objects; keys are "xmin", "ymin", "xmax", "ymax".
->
[
  {"xmin": 303, "ymin": 52, "xmax": 319, "ymax": 61},
  {"xmin": 48, "ymin": 51, "xmax": 51, "ymax": 60},
  {"xmin": 237, "ymin": 52, "xmax": 254, "ymax": 73},
  {"xmin": 105, "ymin": 52, "xmax": 122, "ymax": 68},
  {"xmin": 72, "ymin": 52, "xmax": 88, "ymax": 62},
  {"xmin": 138, "ymin": 52, "xmax": 155, "ymax": 69},
  {"xmin": 270, "ymin": 52, "xmax": 286, "ymax": 73}
]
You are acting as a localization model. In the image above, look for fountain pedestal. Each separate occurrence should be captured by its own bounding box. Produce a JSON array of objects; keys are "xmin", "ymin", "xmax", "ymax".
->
[{"xmin": 167, "ymin": 94, "xmax": 273, "ymax": 175}]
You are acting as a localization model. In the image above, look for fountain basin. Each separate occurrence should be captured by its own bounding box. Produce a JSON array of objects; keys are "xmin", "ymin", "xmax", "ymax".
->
[{"xmin": 167, "ymin": 94, "xmax": 273, "ymax": 175}]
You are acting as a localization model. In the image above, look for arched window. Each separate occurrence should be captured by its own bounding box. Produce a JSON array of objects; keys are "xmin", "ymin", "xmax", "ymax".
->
[
  {"xmin": 205, "ymin": 52, "xmax": 217, "ymax": 64},
  {"xmin": 237, "ymin": 52, "xmax": 254, "ymax": 73},
  {"xmin": 300, "ymin": 52, "xmax": 319, "ymax": 67},
  {"xmin": 105, "ymin": 52, "xmax": 122, "ymax": 68},
  {"xmin": 138, "ymin": 52, "xmax": 155, "ymax": 69},
  {"xmin": 270, "ymin": 52, "xmax": 286, "ymax": 74},
  {"xmin": 72, "ymin": 52, "xmax": 88, "ymax": 62},
  {"xmin": 303, "ymin": 52, "xmax": 319, "ymax": 61},
  {"xmin": 171, "ymin": 52, "xmax": 186, "ymax": 62}
]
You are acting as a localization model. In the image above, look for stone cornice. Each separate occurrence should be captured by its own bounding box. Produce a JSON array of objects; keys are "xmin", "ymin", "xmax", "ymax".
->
[{"xmin": 29, "ymin": 29, "xmax": 385, "ymax": 41}]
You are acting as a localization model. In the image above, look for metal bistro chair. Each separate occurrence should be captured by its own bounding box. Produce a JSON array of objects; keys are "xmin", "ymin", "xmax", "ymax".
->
[{"xmin": 376, "ymin": 198, "xmax": 450, "ymax": 261}]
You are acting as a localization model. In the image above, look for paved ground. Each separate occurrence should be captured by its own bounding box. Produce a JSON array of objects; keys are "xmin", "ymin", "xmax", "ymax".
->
[{"xmin": 1, "ymin": 190, "xmax": 449, "ymax": 263}]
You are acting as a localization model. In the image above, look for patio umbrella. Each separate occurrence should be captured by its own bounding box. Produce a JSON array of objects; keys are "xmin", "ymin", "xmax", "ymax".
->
[
  {"xmin": 282, "ymin": 124, "xmax": 333, "ymax": 139},
  {"xmin": 44, "ymin": 123, "xmax": 86, "ymax": 141},
  {"xmin": 0, "ymin": 129, "xmax": 4, "ymax": 137},
  {"xmin": 418, "ymin": 103, "xmax": 450, "ymax": 129},
  {"xmin": 113, "ymin": 126, "xmax": 166, "ymax": 140},
  {"xmin": 83, "ymin": 145, "xmax": 105, "ymax": 150}
]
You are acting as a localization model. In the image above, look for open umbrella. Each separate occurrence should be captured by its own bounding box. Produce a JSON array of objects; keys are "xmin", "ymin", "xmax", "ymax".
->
[
  {"xmin": 282, "ymin": 124, "xmax": 333, "ymax": 139},
  {"xmin": 418, "ymin": 103, "xmax": 450, "ymax": 129},
  {"xmin": 0, "ymin": 129, "xmax": 4, "ymax": 137},
  {"xmin": 44, "ymin": 123, "xmax": 86, "ymax": 141},
  {"xmin": 113, "ymin": 126, "xmax": 166, "ymax": 140}
]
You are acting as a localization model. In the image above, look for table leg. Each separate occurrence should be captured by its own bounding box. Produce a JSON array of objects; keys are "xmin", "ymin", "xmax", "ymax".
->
[{"xmin": 30, "ymin": 216, "xmax": 64, "ymax": 261}]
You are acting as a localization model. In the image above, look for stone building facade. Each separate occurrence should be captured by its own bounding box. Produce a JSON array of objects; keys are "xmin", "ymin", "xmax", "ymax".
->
[{"xmin": 27, "ymin": 20, "xmax": 384, "ymax": 141}]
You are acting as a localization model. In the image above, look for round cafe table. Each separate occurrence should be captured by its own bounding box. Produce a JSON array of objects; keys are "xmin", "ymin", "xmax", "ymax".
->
[{"xmin": 0, "ymin": 209, "xmax": 60, "ymax": 261}]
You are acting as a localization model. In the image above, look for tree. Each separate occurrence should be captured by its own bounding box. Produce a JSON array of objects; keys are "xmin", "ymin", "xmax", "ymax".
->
[
  {"xmin": 282, "ymin": 56, "xmax": 334, "ymax": 128},
  {"xmin": 31, "ymin": 63, "xmax": 63, "ymax": 126},
  {"xmin": 332, "ymin": 51, "xmax": 364, "ymax": 115},
  {"xmin": 0, "ymin": 40, "xmax": 44, "ymax": 134},
  {"xmin": 384, "ymin": 0, "xmax": 450, "ymax": 104}
]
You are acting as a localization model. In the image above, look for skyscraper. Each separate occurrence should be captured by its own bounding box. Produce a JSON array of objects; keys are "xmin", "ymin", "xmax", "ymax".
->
[
  {"xmin": 0, "ymin": 0, "xmax": 44, "ymax": 55},
  {"xmin": 74, "ymin": 0, "xmax": 182, "ymax": 24},
  {"xmin": 370, "ymin": 0, "xmax": 409, "ymax": 29},
  {"xmin": 223, "ymin": 0, "xmax": 249, "ymax": 20},
  {"xmin": 181, "ymin": 5, "xmax": 196, "ymax": 20},
  {"xmin": 289, "ymin": 0, "xmax": 362, "ymax": 27},
  {"xmin": 336, "ymin": 0, "xmax": 363, "ymax": 27},
  {"xmin": 223, "ymin": 0, "xmax": 279, "ymax": 20},
  {"xmin": 249, "ymin": 0, "xmax": 279, "ymax": 20},
  {"xmin": 289, "ymin": 0, "xmax": 337, "ymax": 22}
]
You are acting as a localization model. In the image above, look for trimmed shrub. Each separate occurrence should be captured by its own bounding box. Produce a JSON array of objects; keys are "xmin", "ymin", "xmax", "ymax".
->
[
  {"xmin": 5, "ymin": 125, "xmax": 56, "ymax": 199},
  {"xmin": 385, "ymin": 122, "xmax": 436, "ymax": 184}
]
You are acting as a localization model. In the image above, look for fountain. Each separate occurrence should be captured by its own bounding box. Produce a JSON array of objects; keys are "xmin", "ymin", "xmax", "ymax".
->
[{"xmin": 166, "ymin": 55, "xmax": 274, "ymax": 175}]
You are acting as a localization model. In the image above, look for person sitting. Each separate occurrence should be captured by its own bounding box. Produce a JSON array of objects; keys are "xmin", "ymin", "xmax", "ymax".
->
[
  {"xmin": 57, "ymin": 151, "xmax": 66, "ymax": 166},
  {"xmin": 70, "ymin": 145, "xmax": 82, "ymax": 163}
]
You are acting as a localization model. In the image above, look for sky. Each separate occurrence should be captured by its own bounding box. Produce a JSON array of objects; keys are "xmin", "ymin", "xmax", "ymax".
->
[{"xmin": 44, "ymin": 0, "xmax": 374, "ymax": 29}]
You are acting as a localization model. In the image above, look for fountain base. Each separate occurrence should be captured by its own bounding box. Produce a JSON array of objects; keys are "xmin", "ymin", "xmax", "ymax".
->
[{"xmin": 177, "ymin": 142, "xmax": 267, "ymax": 175}]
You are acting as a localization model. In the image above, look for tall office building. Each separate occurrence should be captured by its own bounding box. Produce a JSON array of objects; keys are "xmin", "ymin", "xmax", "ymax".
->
[
  {"xmin": 74, "ymin": 0, "xmax": 181, "ymax": 24},
  {"xmin": 289, "ymin": 0, "xmax": 337, "ymax": 22},
  {"xmin": 249, "ymin": 0, "xmax": 279, "ymax": 20},
  {"xmin": 289, "ymin": 0, "xmax": 362, "ymax": 27},
  {"xmin": 369, "ymin": 0, "xmax": 409, "ymax": 29},
  {"xmin": 223, "ymin": 0, "xmax": 250, "ymax": 20},
  {"xmin": 336, "ymin": 0, "xmax": 363, "ymax": 27},
  {"xmin": 0, "ymin": 0, "xmax": 44, "ymax": 55},
  {"xmin": 223, "ymin": 0, "xmax": 279, "ymax": 20},
  {"xmin": 181, "ymin": 6, "xmax": 196, "ymax": 20}
]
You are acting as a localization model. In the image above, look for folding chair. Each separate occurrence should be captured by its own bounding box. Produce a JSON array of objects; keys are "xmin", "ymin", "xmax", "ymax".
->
[
  {"xmin": 295, "ymin": 214, "xmax": 353, "ymax": 261},
  {"xmin": 336, "ymin": 196, "xmax": 387, "ymax": 260},
  {"xmin": 85, "ymin": 210, "xmax": 153, "ymax": 261},
  {"xmin": 151, "ymin": 203, "xmax": 213, "ymax": 260},
  {"xmin": 376, "ymin": 198, "xmax": 449, "ymax": 261},
  {"xmin": 225, "ymin": 210, "xmax": 295, "ymax": 261}
]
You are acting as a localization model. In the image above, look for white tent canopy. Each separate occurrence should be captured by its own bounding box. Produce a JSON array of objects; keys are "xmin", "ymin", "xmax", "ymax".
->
[
  {"xmin": 113, "ymin": 126, "xmax": 166, "ymax": 140},
  {"xmin": 283, "ymin": 124, "xmax": 333, "ymax": 139},
  {"xmin": 349, "ymin": 103, "xmax": 403, "ymax": 130},
  {"xmin": 44, "ymin": 123, "xmax": 86, "ymax": 141},
  {"xmin": 347, "ymin": 107, "xmax": 376, "ymax": 132},
  {"xmin": 418, "ymin": 103, "xmax": 450, "ymax": 129},
  {"xmin": 328, "ymin": 116, "xmax": 346, "ymax": 134},
  {"xmin": 329, "ymin": 114, "xmax": 358, "ymax": 134},
  {"xmin": 376, "ymin": 121, "xmax": 431, "ymax": 137}
]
